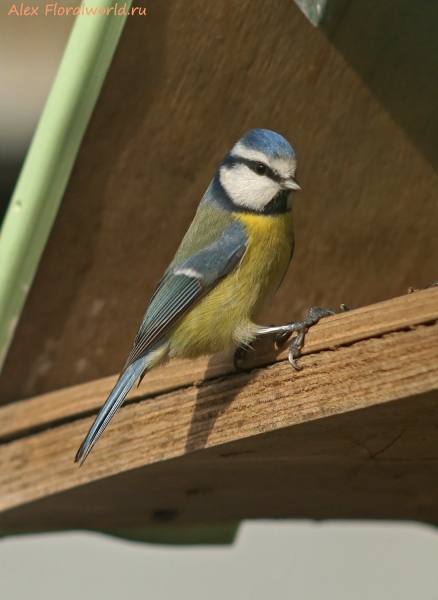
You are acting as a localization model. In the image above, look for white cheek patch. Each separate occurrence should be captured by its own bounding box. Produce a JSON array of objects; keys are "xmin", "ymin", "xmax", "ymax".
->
[{"xmin": 220, "ymin": 164, "xmax": 280, "ymax": 211}]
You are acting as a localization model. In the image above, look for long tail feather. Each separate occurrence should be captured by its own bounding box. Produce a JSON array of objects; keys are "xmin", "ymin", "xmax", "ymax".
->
[{"xmin": 74, "ymin": 358, "xmax": 147, "ymax": 466}]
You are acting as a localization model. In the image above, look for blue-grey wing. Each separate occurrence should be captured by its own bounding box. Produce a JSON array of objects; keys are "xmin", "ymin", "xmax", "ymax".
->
[{"xmin": 123, "ymin": 221, "xmax": 247, "ymax": 369}]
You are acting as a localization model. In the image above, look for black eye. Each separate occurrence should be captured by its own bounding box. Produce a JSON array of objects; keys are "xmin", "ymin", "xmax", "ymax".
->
[{"xmin": 255, "ymin": 162, "xmax": 267, "ymax": 175}]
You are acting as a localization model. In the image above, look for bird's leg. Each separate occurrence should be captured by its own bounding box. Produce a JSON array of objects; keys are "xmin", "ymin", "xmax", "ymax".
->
[
  {"xmin": 257, "ymin": 305, "xmax": 350, "ymax": 371},
  {"xmin": 233, "ymin": 343, "xmax": 254, "ymax": 371}
]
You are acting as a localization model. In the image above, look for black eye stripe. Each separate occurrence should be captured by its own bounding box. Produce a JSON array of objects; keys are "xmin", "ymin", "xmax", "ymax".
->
[
  {"xmin": 221, "ymin": 155, "xmax": 283, "ymax": 184},
  {"xmin": 242, "ymin": 159, "xmax": 282, "ymax": 183}
]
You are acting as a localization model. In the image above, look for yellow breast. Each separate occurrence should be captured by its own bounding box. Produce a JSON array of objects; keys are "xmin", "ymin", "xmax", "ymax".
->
[{"xmin": 169, "ymin": 211, "xmax": 294, "ymax": 358}]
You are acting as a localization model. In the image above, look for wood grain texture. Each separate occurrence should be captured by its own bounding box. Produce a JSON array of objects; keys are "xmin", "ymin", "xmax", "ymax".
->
[
  {"xmin": 1, "ymin": 0, "xmax": 438, "ymax": 404},
  {"xmin": 1, "ymin": 287, "xmax": 437, "ymax": 442},
  {"xmin": 3, "ymin": 387, "xmax": 438, "ymax": 533},
  {"xmin": 0, "ymin": 289, "xmax": 437, "ymax": 528}
]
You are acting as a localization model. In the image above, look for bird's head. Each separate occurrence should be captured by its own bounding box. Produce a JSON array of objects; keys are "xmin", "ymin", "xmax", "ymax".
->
[{"xmin": 217, "ymin": 128, "xmax": 299, "ymax": 214}]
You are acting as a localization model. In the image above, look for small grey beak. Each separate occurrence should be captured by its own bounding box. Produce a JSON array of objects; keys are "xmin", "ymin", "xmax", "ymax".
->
[{"xmin": 283, "ymin": 177, "xmax": 301, "ymax": 191}]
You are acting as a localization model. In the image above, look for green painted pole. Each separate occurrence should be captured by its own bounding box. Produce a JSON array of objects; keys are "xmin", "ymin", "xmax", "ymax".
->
[{"xmin": 0, "ymin": 0, "xmax": 132, "ymax": 372}]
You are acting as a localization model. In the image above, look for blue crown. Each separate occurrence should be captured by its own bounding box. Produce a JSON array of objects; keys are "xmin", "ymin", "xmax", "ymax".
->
[{"xmin": 239, "ymin": 129, "xmax": 295, "ymax": 160}]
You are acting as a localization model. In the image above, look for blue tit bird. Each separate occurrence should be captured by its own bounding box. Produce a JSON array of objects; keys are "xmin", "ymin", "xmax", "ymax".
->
[{"xmin": 75, "ymin": 128, "xmax": 335, "ymax": 465}]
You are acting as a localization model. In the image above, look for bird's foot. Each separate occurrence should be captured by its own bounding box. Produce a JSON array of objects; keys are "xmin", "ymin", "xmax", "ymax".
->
[
  {"xmin": 279, "ymin": 306, "xmax": 337, "ymax": 371},
  {"xmin": 257, "ymin": 304, "xmax": 350, "ymax": 371}
]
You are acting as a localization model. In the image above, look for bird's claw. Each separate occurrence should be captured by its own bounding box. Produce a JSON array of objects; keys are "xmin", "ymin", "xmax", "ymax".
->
[
  {"xmin": 276, "ymin": 304, "xmax": 349, "ymax": 371},
  {"xmin": 250, "ymin": 304, "xmax": 350, "ymax": 372},
  {"xmin": 288, "ymin": 329, "xmax": 306, "ymax": 371}
]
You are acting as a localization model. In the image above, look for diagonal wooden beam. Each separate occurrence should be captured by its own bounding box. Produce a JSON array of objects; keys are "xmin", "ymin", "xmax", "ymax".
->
[
  {"xmin": 2, "ymin": 286, "xmax": 437, "ymax": 442},
  {"xmin": 0, "ymin": 287, "xmax": 437, "ymax": 528}
]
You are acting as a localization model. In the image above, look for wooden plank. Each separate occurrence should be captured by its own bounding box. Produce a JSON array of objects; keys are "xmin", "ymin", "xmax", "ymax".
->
[
  {"xmin": 0, "ymin": 312, "xmax": 437, "ymax": 519},
  {"xmin": 3, "ymin": 387, "xmax": 438, "ymax": 533},
  {"xmin": 1, "ymin": 287, "xmax": 437, "ymax": 442}
]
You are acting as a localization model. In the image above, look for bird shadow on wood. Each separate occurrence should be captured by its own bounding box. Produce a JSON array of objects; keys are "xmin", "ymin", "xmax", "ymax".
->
[{"xmin": 184, "ymin": 337, "xmax": 285, "ymax": 454}]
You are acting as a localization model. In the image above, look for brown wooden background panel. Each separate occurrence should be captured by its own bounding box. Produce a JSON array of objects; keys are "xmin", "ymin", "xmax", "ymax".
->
[
  {"xmin": 1, "ymin": 388, "xmax": 438, "ymax": 533},
  {"xmin": 1, "ymin": 0, "xmax": 438, "ymax": 404},
  {"xmin": 326, "ymin": 0, "xmax": 438, "ymax": 171}
]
